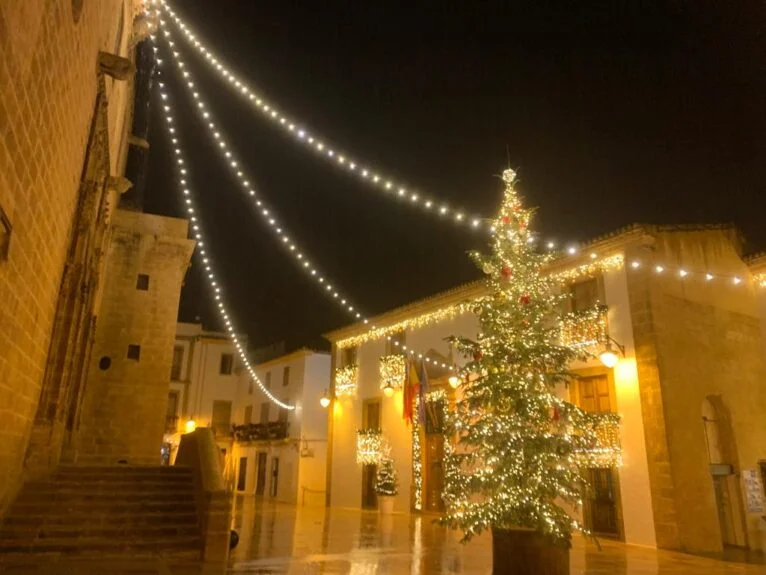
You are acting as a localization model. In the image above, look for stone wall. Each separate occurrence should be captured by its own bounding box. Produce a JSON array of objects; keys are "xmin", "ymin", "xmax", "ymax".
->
[
  {"xmin": 0, "ymin": 0, "xmax": 136, "ymax": 510},
  {"xmin": 72, "ymin": 210, "xmax": 194, "ymax": 464},
  {"xmin": 627, "ymin": 227, "xmax": 766, "ymax": 553}
]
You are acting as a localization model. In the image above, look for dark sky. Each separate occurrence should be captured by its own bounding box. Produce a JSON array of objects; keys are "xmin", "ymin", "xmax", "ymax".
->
[{"xmin": 145, "ymin": 1, "xmax": 766, "ymax": 352}]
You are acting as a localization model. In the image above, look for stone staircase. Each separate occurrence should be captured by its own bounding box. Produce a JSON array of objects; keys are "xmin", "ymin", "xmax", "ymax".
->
[{"xmin": 0, "ymin": 464, "xmax": 202, "ymax": 559}]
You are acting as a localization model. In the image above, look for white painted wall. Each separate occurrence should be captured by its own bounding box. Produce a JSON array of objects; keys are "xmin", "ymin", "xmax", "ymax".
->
[
  {"xmin": 232, "ymin": 351, "xmax": 331, "ymax": 506},
  {"xmin": 329, "ymin": 271, "xmax": 657, "ymax": 547}
]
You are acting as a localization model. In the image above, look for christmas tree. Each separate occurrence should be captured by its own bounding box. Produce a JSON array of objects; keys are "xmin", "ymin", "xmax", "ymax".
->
[
  {"xmin": 442, "ymin": 169, "xmax": 618, "ymax": 548},
  {"xmin": 374, "ymin": 457, "xmax": 399, "ymax": 496}
]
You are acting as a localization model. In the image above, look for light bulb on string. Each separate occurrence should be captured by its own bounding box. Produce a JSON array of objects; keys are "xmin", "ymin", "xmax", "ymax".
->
[
  {"xmin": 153, "ymin": 41, "xmax": 294, "ymax": 411},
  {"xmin": 156, "ymin": 27, "xmax": 454, "ymax": 378}
]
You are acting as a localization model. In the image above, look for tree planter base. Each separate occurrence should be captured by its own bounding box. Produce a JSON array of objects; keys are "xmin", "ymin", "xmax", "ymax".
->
[
  {"xmin": 377, "ymin": 495, "xmax": 395, "ymax": 514},
  {"xmin": 491, "ymin": 528, "xmax": 569, "ymax": 575}
]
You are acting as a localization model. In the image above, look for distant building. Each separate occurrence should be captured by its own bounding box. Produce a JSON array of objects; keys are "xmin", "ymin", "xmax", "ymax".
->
[
  {"xmin": 231, "ymin": 349, "xmax": 331, "ymax": 506},
  {"xmin": 324, "ymin": 224, "xmax": 766, "ymax": 555},
  {"xmin": 164, "ymin": 323, "xmax": 248, "ymax": 464}
]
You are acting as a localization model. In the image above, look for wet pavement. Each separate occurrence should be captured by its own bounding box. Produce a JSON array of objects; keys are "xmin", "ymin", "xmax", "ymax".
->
[
  {"xmin": 229, "ymin": 495, "xmax": 766, "ymax": 574},
  {"xmin": 1, "ymin": 495, "xmax": 764, "ymax": 574}
]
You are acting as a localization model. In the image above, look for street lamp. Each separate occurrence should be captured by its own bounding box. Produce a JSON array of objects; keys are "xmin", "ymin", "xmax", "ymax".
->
[
  {"xmin": 319, "ymin": 390, "xmax": 331, "ymax": 408},
  {"xmin": 382, "ymin": 382, "xmax": 394, "ymax": 397},
  {"xmin": 599, "ymin": 337, "xmax": 625, "ymax": 368},
  {"xmin": 448, "ymin": 374, "xmax": 461, "ymax": 389}
]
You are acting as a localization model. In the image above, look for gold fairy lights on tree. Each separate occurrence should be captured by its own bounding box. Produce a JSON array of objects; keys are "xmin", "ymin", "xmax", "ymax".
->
[{"xmin": 441, "ymin": 169, "xmax": 620, "ymax": 548}]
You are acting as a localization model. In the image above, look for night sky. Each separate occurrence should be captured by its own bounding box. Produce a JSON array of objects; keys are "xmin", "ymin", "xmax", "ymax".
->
[{"xmin": 145, "ymin": 1, "xmax": 766, "ymax": 352}]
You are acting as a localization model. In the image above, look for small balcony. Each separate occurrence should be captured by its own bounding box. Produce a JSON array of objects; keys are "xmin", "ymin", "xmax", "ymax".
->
[
  {"xmin": 560, "ymin": 304, "xmax": 608, "ymax": 352},
  {"xmin": 233, "ymin": 421, "xmax": 290, "ymax": 443},
  {"xmin": 334, "ymin": 364, "xmax": 359, "ymax": 397},
  {"xmin": 165, "ymin": 415, "xmax": 179, "ymax": 434}
]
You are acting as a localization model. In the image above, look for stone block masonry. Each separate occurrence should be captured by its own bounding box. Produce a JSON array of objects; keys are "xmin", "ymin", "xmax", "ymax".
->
[
  {"xmin": 73, "ymin": 210, "xmax": 194, "ymax": 464},
  {"xmin": 0, "ymin": 1, "xmax": 136, "ymax": 511}
]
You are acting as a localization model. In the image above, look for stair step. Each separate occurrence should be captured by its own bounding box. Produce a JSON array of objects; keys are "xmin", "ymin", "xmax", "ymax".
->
[
  {"xmin": 56, "ymin": 464, "xmax": 193, "ymax": 473},
  {"xmin": 7, "ymin": 500, "xmax": 197, "ymax": 518},
  {"xmin": 0, "ymin": 535, "xmax": 202, "ymax": 556},
  {"xmin": 13, "ymin": 490, "xmax": 194, "ymax": 504},
  {"xmin": 0, "ymin": 523, "xmax": 200, "ymax": 540},
  {"xmin": 3, "ymin": 511, "xmax": 199, "ymax": 528},
  {"xmin": 19, "ymin": 483, "xmax": 195, "ymax": 496}
]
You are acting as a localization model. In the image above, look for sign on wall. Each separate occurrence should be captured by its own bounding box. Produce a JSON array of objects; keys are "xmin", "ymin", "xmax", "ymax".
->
[{"xmin": 742, "ymin": 469, "xmax": 764, "ymax": 514}]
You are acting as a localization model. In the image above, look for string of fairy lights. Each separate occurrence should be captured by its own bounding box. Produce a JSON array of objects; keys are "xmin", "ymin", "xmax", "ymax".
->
[
  {"xmin": 152, "ymin": 37, "xmax": 295, "ymax": 411},
  {"xmin": 152, "ymin": 3, "xmax": 766, "ymax": 409},
  {"xmin": 156, "ymin": 23, "xmax": 455, "ymax": 379},
  {"xmin": 160, "ymin": 1, "xmax": 487, "ymax": 233},
  {"xmin": 160, "ymin": 1, "xmax": 765, "ymax": 294}
]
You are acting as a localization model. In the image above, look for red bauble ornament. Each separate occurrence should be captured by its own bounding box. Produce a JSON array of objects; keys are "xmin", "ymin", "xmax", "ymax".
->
[
  {"xmin": 552, "ymin": 406, "xmax": 560, "ymax": 422},
  {"xmin": 502, "ymin": 266, "xmax": 513, "ymax": 278},
  {"xmin": 473, "ymin": 350, "xmax": 483, "ymax": 361},
  {"xmin": 520, "ymin": 293, "xmax": 531, "ymax": 304},
  {"xmin": 502, "ymin": 216, "xmax": 511, "ymax": 225}
]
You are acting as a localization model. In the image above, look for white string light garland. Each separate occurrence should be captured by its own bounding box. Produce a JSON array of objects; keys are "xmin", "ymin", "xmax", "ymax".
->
[
  {"xmin": 156, "ymin": 24, "xmax": 455, "ymax": 373},
  {"xmin": 153, "ymin": 38, "xmax": 295, "ymax": 410},
  {"xmin": 158, "ymin": 1, "xmax": 766, "ymax": 293},
  {"xmin": 156, "ymin": 3, "xmax": 764, "ymax": 388},
  {"xmin": 156, "ymin": 18, "xmax": 763, "ymax": 378},
  {"xmin": 161, "ymin": 1, "xmax": 487, "ymax": 231}
]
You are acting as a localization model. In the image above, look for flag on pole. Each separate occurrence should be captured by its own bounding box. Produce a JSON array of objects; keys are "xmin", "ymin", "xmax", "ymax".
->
[
  {"xmin": 418, "ymin": 358, "xmax": 429, "ymax": 422},
  {"xmin": 403, "ymin": 358, "xmax": 419, "ymax": 426}
]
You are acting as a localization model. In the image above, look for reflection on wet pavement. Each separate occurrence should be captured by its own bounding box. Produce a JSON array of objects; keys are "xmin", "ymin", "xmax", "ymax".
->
[{"xmin": 229, "ymin": 495, "xmax": 766, "ymax": 574}]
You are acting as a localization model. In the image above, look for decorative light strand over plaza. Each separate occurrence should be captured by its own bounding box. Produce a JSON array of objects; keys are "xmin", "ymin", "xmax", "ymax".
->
[
  {"xmin": 157, "ymin": 23, "xmax": 454, "ymax": 373},
  {"xmin": 160, "ymin": 1, "xmax": 764, "ymax": 298},
  {"xmin": 153, "ymin": 40, "xmax": 294, "ymax": 411}
]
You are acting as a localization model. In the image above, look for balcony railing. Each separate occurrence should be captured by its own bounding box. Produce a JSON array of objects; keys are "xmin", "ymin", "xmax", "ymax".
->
[
  {"xmin": 334, "ymin": 364, "xmax": 359, "ymax": 397},
  {"xmin": 233, "ymin": 421, "xmax": 290, "ymax": 442},
  {"xmin": 560, "ymin": 304, "xmax": 608, "ymax": 352},
  {"xmin": 378, "ymin": 354, "xmax": 406, "ymax": 391},
  {"xmin": 165, "ymin": 415, "xmax": 179, "ymax": 434}
]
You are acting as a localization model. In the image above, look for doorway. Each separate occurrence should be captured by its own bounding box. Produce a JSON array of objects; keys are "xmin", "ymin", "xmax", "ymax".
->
[
  {"xmin": 584, "ymin": 468, "xmax": 620, "ymax": 536},
  {"xmin": 361, "ymin": 399, "xmax": 381, "ymax": 509},
  {"xmin": 425, "ymin": 435, "xmax": 445, "ymax": 512},
  {"xmin": 270, "ymin": 457, "xmax": 280, "ymax": 498},
  {"xmin": 237, "ymin": 457, "xmax": 247, "ymax": 492},
  {"xmin": 703, "ymin": 397, "xmax": 746, "ymax": 548},
  {"xmin": 571, "ymin": 373, "xmax": 624, "ymax": 539},
  {"xmin": 424, "ymin": 397, "xmax": 446, "ymax": 512},
  {"xmin": 255, "ymin": 452, "xmax": 267, "ymax": 496},
  {"xmin": 361, "ymin": 463, "xmax": 378, "ymax": 509}
]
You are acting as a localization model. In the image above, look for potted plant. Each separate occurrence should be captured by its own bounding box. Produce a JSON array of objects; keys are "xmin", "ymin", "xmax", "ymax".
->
[{"xmin": 374, "ymin": 457, "xmax": 398, "ymax": 514}]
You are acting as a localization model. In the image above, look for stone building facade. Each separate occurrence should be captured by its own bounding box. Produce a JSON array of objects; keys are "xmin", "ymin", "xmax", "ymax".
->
[
  {"xmin": 73, "ymin": 212, "xmax": 193, "ymax": 463},
  {"xmin": 324, "ymin": 224, "xmax": 766, "ymax": 555},
  {"xmin": 0, "ymin": 0, "xmax": 192, "ymax": 515}
]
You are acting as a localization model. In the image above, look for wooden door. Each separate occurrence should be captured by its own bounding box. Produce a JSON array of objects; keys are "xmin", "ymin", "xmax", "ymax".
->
[
  {"xmin": 585, "ymin": 468, "xmax": 620, "ymax": 535},
  {"xmin": 574, "ymin": 374, "xmax": 623, "ymax": 538},
  {"xmin": 425, "ymin": 435, "xmax": 445, "ymax": 512},
  {"xmin": 361, "ymin": 399, "xmax": 381, "ymax": 509},
  {"xmin": 255, "ymin": 453, "xmax": 267, "ymax": 495}
]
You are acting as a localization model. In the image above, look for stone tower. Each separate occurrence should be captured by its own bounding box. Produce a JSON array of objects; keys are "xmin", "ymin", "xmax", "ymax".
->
[{"xmin": 71, "ymin": 211, "xmax": 194, "ymax": 463}]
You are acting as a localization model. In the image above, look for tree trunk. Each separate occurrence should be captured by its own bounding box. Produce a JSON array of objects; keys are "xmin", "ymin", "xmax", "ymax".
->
[{"xmin": 491, "ymin": 527, "xmax": 570, "ymax": 575}]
